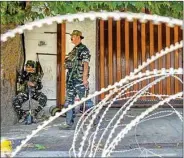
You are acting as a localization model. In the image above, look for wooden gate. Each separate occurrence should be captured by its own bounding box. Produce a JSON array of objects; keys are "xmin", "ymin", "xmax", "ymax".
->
[{"xmin": 96, "ymin": 18, "xmax": 183, "ymax": 102}]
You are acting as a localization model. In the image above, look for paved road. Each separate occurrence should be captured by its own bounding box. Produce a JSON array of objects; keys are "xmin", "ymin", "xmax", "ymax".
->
[{"xmin": 1, "ymin": 108, "xmax": 183, "ymax": 157}]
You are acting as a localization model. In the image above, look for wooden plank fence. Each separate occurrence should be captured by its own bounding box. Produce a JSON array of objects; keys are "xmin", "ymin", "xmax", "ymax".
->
[{"xmin": 97, "ymin": 18, "xmax": 183, "ymax": 101}]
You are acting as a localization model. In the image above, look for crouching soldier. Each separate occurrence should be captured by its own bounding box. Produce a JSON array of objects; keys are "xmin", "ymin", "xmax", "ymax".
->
[{"xmin": 13, "ymin": 60, "xmax": 47, "ymax": 123}]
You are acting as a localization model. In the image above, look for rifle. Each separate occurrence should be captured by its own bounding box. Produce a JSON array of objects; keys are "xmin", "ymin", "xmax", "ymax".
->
[{"xmin": 25, "ymin": 77, "xmax": 33, "ymax": 125}]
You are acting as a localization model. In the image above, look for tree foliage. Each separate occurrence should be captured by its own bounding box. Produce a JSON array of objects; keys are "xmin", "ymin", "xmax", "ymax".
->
[{"xmin": 1, "ymin": 1, "xmax": 183, "ymax": 25}]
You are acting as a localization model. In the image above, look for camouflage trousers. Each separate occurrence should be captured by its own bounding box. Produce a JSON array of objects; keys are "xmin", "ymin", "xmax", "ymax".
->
[
  {"xmin": 64, "ymin": 78, "xmax": 93, "ymax": 126},
  {"xmin": 12, "ymin": 91, "xmax": 47, "ymax": 119}
]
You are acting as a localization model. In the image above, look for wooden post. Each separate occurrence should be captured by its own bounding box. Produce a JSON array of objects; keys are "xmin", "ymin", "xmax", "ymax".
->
[
  {"xmin": 57, "ymin": 24, "xmax": 61, "ymax": 107},
  {"xmin": 116, "ymin": 20, "xmax": 121, "ymax": 82},
  {"xmin": 108, "ymin": 18, "xmax": 113, "ymax": 85},
  {"xmin": 100, "ymin": 20, "xmax": 105, "ymax": 99},
  {"xmin": 57, "ymin": 23, "xmax": 66, "ymax": 107},
  {"xmin": 166, "ymin": 25, "xmax": 171, "ymax": 95},
  {"xmin": 141, "ymin": 19, "xmax": 146, "ymax": 99},
  {"xmin": 133, "ymin": 19, "xmax": 138, "ymax": 91},
  {"xmin": 150, "ymin": 21, "xmax": 155, "ymax": 99},
  {"xmin": 158, "ymin": 24, "xmax": 163, "ymax": 96},
  {"xmin": 61, "ymin": 23, "xmax": 66, "ymax": 105},
  {"xmin": 174, "ymin": 26, "xmax": 179, "ymax": 94},
  {"xmin": 125, "ymin": 19, "xmax": 129, "ymax": 97}
]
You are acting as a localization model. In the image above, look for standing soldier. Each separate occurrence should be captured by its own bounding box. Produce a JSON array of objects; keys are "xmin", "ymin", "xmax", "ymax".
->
[
  {"xmin": 13, "ymin": 60, "xmax": 47, "ymax": 123},
  {"xmin": 60, "ymin": 30, "xmax": 94, "ymax": 129}
]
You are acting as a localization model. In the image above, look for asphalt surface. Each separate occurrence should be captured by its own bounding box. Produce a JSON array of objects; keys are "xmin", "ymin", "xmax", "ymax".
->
[{"xmin": 1, "ymin": 108, "xmax": 183, "ymax": 157}]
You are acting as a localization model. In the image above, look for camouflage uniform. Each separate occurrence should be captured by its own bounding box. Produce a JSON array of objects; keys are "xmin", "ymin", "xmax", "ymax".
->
[
  {"xmin": 13, "ymin": 60, "xmax": 47, "ymax": 120},
  {"xmin": 64, "ymin": 42, "xmax": 93, "ymax": 126}
]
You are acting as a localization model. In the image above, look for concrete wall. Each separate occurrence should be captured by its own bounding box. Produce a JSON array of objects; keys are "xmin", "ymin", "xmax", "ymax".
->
[
  {"xmin": 24, "ymin": 19, "xmax": 96, "ymax": 108},
  {"xmin": 24, "ymin": 23, "xmax": 57, "ymax": 107}
]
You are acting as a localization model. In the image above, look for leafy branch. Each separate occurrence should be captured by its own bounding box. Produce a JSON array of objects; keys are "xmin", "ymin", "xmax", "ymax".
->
[{"xmin": 1, "ymin": 1, "xmax": 183, "ymax": 25}]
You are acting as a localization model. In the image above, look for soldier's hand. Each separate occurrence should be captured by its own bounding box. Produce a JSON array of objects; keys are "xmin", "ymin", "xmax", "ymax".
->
[{"xmin": 28, "ymin": 81, "xmax": 35, "ymax": 87}]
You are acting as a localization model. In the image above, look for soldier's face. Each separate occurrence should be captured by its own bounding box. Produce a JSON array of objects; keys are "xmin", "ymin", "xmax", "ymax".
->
[
  {"xmin": 26, "ymin": 66, "xmax": 35, "ymax": 73},
  {"xmin": 71, "ymin": 35, "xmax": 80, "ymax": 45}
]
